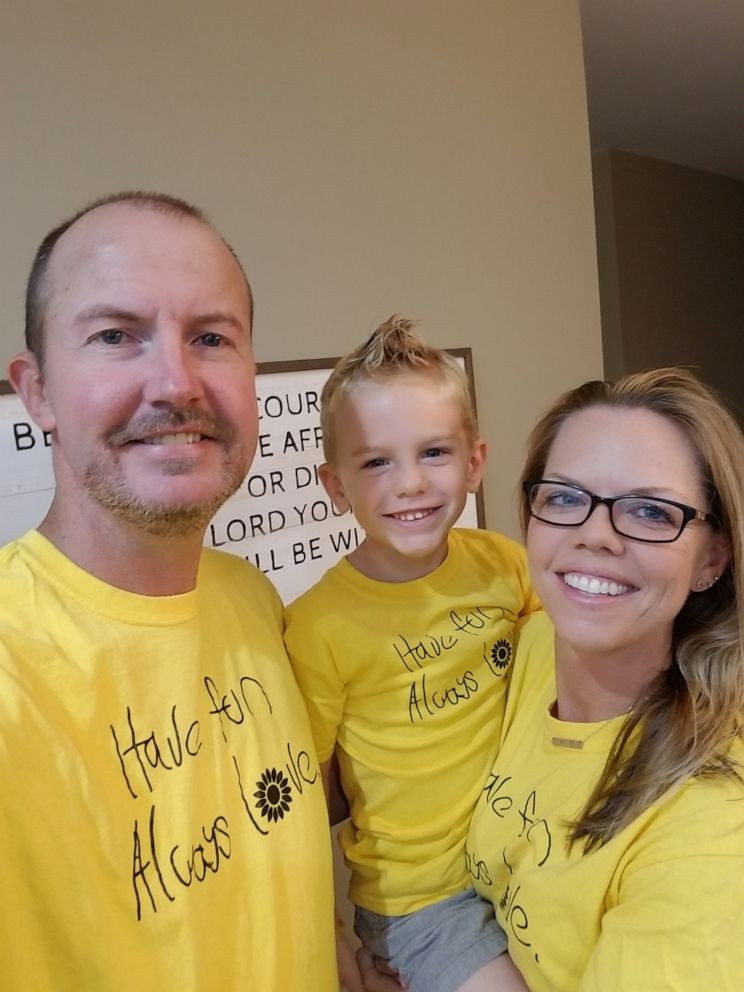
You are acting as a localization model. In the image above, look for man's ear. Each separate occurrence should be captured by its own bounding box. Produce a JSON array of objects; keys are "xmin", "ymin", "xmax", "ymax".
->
[
  {"xmin": 319, "ymin": 463, "xmax": 351, "ymax": 513},
  {"xmin": 8, "ymin": 351, "xmax": 57, "ymax": 433},
  {"xmin": 466, "ymin": 438, "xmax": 487, "ymax": 493}
]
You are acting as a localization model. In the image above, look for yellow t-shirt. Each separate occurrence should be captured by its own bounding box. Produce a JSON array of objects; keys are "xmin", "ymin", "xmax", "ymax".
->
[
  {"xmin": 0, "ymin": 531, "xmax": 337, "ymax": 992},
  {"xmin": 467, "ymin": 612, "xmax": 744, "ymax": 992},
  {"xmin": 285, "ymin": 527, "xmax": 539, "ymax": 915}
]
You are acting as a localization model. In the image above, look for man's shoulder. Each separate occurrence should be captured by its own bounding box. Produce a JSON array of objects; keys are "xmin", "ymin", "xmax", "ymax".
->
[
  {"xmin": 0, "ymin": 535, "xmax": 56, "ymax": 661},
  {"xmin": 200, "ymin": 547, "xmax": 283, "ymax": 612},
  {"xmin": 0, "ymin": 533, "xmax": 40, "ymax": 598},
  {"xmin": 201, "ymin": 545, "xmax": 267, "ymax": 581},
  {"xmin": 0, "ymin": 532, "xmax": 31, "ymax": 564}
]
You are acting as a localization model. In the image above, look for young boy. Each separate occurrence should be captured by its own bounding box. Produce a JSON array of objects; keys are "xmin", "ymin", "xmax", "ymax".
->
[{"xmin": 284, "ymin": 317, "xmax": 538, "ymax": 992}]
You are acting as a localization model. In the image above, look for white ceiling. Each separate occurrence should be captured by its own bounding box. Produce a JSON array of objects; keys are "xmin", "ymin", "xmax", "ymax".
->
[{"xmin": 580, "ymin": 0, "xmax": 744, "ymax": 181}]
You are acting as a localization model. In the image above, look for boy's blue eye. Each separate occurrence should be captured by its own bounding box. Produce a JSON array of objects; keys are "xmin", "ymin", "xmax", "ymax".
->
[
  {"xmin": 98, "ymin": 329, "xmax": 125, "ymax": 345},
  {"xmin": 423, "ymin": 447, "xmax": 447, "ymax": 458},
  {"xmin": 362, "ymin": 457, "xmax": 388, "ymax": 469}
]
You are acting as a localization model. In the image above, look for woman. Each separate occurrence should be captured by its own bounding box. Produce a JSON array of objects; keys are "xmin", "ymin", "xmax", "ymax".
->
[{"xmin": 362, "ymin": 368, "xmax": 744, "ymax": 990}]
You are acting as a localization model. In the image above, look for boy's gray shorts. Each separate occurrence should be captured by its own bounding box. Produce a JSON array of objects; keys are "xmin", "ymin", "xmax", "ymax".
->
[{"xmin": 354, "ymin": 888, "xmax": 508, "ymax": 992}]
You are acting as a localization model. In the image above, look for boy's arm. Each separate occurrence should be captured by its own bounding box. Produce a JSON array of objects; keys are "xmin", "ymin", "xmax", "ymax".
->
[
  {"xmin": 319, "ymin": 752, "xmax": 359, "ymax": 992},
  {"xmin": 285, "ymin": 608, "xmax": 359, "ymax": 987},
  {"xmin": 284, "ymin": 604, "xmax": 346, "ymax": 762},
  {"xmin": 319, "ymin": 751, "xmax": 357, "ymax": 992},
  {"xmin": 323, "ymin": 751, "xmax": 351, "ymax": 826},
  {"xmin": 322, "ymin": 751, "xmax": 361, "ymax": 990},
  {"xmin": 323, "ymin": 756, "xmax": 360, "ymax": 991}
]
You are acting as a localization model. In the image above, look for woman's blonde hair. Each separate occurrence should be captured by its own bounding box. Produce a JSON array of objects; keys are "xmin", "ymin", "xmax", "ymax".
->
[
  {"xmin": 520, "ymin": 368, "xmax": 744, "ymax": 851},
  {"xmin": 320, "ymin": 315, "xmax": 478, "ymax": 464}
]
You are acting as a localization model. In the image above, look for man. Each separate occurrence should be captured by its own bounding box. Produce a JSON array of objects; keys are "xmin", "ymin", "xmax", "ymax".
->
[{"xmin": 1, "ymin": 193, "xmax": 338, "ymax": 990}]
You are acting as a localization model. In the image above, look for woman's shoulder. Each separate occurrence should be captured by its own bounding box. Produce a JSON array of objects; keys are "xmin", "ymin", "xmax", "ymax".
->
[
  {"xmin": 636, "ymin": 746, "xmax": 744, "ymax": 858},
  {"xmin": 688, "ymin": 736, "xmax": 744, "ymax": 808},
  {"xmin": 516, "ymin": 610, "xmax": 553, "ymax": 643},
  {"xmin": 513, "ymin": 611, "xmax": 554, "ymax": 674},
  {"xmin": 502, "ymin": 613, "xmax": 555, "ymax": 733}
]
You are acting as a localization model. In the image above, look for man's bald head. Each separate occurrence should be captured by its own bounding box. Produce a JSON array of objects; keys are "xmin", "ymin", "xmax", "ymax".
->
[{"xmin": 24, "ymin": 191, "xmax": 253, "ymax": 367}]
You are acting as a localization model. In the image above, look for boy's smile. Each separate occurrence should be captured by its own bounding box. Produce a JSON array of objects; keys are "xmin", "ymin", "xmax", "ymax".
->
[{"xmin": 320, "ymin": 373, "xmax": 486, "ymax": 582}]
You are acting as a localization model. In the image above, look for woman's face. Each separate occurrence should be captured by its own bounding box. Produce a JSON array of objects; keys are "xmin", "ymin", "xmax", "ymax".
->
[{"xmin": 527, "ymin": 405, "xmax": 729, "ymax": 666}]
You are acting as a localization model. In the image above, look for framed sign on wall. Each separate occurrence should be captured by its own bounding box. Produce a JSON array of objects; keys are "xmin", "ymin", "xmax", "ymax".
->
[{"xmin": 0, "ymin": 349, "xmax": 484, "ymax": 603}]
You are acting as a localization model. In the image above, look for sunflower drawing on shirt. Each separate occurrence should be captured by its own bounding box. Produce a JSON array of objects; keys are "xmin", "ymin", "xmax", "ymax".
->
[
  {"xmin": 254, "ymin": 767, "xmax": 294, "ymax": 822},
  {"xmin": 484, "ymin": 637, "xmax": 513, "ymax": 677}
]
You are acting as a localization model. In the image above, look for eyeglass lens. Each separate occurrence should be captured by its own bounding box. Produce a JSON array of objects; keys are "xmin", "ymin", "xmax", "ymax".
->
[{"xmin": 529, "ymin": 483, "xmax": 686, "ymax": 541}]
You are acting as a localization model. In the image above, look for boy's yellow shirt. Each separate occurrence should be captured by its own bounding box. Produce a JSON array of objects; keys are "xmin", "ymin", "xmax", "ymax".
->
[{"xmin": 285, "ymin": 527, "xmax": 540, "ymax": 915}]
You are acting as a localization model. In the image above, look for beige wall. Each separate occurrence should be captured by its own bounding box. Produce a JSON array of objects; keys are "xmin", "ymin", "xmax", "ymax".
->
[
  {"xmin": 594, "ymin": 149, "xmax": 744, "ymax": 423},
  {"xmin": 1, "ymin": 0, "xmax": 602, "ymax": 537}
]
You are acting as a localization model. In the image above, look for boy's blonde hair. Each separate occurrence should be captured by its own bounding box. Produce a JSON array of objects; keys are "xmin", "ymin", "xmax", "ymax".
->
[{"xmin": 321, "ymin": 315, "xmax": 478, "ymax": 463}]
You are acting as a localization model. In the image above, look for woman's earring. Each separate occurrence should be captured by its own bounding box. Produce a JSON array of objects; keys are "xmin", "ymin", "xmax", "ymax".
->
[{"xmin": 696, "ymin": 575, "xmax": 720, "ymax": 591}]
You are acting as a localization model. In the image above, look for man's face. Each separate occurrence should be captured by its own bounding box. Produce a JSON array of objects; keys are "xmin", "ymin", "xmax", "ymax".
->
[{"xmin": 26, "ymin": 203, "xmax": 257, "ymax": 536}]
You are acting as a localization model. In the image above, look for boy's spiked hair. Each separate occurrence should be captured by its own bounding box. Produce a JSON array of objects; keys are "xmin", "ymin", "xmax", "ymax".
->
[{"xmin": 320, "ymin": 315, "xmax": 478, "ymax": 463}]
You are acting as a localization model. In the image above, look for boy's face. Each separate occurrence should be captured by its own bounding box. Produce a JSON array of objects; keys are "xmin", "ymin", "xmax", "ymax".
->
[{"xmin": 320, "ymin": 373, "xmax": 486, "ymax": 581}]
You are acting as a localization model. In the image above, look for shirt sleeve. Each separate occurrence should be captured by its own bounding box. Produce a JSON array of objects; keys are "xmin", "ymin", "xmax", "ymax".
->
[
  {"xmin": 507, "ymin": 537, "xmax": 543, "ymax": 619},
  {"xmin": 578, "ymin": 800, "xmax": 744, "ymax": 991},
  {"xmin": 284, "ymin": 610, "xmax": 346, "ymax": 763}
]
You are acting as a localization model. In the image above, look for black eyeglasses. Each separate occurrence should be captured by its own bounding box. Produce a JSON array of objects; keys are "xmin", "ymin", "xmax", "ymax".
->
[{"xmin": 523, "ymin": 480, "xmax": 714, "ymax": 544}]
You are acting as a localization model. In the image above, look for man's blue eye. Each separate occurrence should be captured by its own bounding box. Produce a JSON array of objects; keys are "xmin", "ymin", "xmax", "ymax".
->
[
  {"xmin": 99, "ymin": 329, "xmax": 124, "ymax": 344},
  {"xmin": 199, "ymin": 332, "xmax": 223, "ymax": 347}
]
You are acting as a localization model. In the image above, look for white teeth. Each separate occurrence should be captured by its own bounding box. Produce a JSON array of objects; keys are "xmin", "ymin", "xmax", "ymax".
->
[
  {"xmin": 563, "ymin": 572, "xmax": 631, "ymax": 596},
  {"xmin": 144, "ymin": 433, "xmax": 202, "ymax": 446},
  {"xmin": 395, "ymin": 510, "xmax": 432, "ymax": 522}
]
